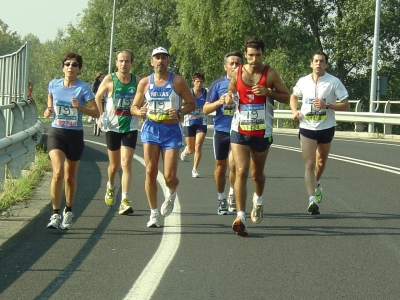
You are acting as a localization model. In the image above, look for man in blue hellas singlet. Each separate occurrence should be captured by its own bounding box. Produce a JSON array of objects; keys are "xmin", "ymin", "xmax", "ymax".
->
[{"xmin": 130, "ymin": 47, "xmax": 196, "ymax": 228}]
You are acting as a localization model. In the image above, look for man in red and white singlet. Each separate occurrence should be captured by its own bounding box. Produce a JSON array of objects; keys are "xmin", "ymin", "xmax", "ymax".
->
[{"xmin": 227, "ymin": 37, "xmax": 290, "ymax": 236}]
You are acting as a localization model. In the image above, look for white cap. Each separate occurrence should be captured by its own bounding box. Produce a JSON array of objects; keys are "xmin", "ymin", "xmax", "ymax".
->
[{"xmin": 151, "ymin": 47, "xmax": 169, "ymax": 56}]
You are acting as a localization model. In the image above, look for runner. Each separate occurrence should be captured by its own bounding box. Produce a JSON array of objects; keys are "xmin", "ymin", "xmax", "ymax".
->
[
  {"xmin": 203, "ymin": 52, "xmax": 243, "ymax": 215},
  {"xmin": 44, "ymin": 52, "xmax": 99, "ymax": 230},
  {"xmin": 180, "ymin": 73, "xmax": 208, "ymax": 178},
  {"xmin": 290, "ymin": 50, "xmax": 349, "ymax": 214},
  {"xmin": 95, "ymin": 49, "xmax": 141, "ymax": 215},
  {"xmin": 130, "ymin": 47, "xmax": 196, "ymax": 227},
  {"xmin": 227, "ymin": 37, "xmax": 290, "ymax": 236}
]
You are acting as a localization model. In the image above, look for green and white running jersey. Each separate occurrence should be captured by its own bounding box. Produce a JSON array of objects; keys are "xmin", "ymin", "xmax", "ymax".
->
[{"xmin": 104, "ymin": 73, "xmax": 139, "ymax": 133}]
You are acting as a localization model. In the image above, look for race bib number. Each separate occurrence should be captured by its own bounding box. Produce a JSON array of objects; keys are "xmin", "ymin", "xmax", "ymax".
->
[
  {"xmin": 114, "ymin": 93, "xmax": 133, "ymax": 116},
  {"xmin": 188, "ymin": 106, "xmax": 205, "ymax": 120},
  {"xmin": 304, "ymin": 98, "xmax": 327, "ymax": 122},
  {"xmin": 53, "ymin": 99, "xmax": 78, "ymax": 127},
  {"xmin": 239, "ymin": 103, "xmax": 266, "ymax": 131},
  {"xmin": 147, "ymin": 98, "xmax": 172, "ymax": 121},
  {"xmin": 223, "ymin": 103, "xmax": 235, "ymax": 116}
]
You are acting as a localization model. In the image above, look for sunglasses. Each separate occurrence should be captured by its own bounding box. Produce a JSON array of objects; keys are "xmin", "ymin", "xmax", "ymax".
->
[{"xmin": 64, "ymin": 61, "xmax": 79, "ymax": 67}]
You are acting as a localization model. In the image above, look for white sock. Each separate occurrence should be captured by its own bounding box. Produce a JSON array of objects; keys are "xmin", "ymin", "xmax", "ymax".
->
[
  {"xmin": 218, "ymin": 193, "xmax": 226, "ymax": 200},
  {"xmin": 107, "ymin": 181, "xmax": 115, "ymax": 189},
  {"xmin": 316, "ymin": 181, "xmax": 320, "ymax": 187},
  {"xmin": 253, "ymin": 193, "xmax": 263, "ymax": 205},
  {"xmin": 192, "ymin": 168, "xmax": 197, "ymax": 172},
  {"xmin": 309, "ymin": 196, "xmax": 316, "ymax": 202},
  {"xmin": 237, "ymin": 211, "xmax": 246, "ymax": 219},
  {"xmin": 166, "ymin": 190, "xmax": 177, "ymax": 200},
  {"xmin": 151, "ymin": 208, "xmax": 159, "ymax": 215},
  {"xmin": 121, "ymin": 193, "xmax": 128, "ymax": 200},
  {"xmin": 228, "ymin": 187, "xmax": 234, "ymax": 195}
]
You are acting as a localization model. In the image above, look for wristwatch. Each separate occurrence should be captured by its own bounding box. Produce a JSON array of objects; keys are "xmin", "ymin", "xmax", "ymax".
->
[
  {"xmin": 177, "ymin": 110, "xmax": 183, "ymax": 119},
  {"xmin": 326, "ymin": 103, "xmax": 330, "ymax": 109}
]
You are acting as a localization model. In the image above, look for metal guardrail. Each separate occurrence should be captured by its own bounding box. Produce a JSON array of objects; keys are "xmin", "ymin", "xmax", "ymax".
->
[
  {"xmin": 0, "ymin": 99, "xmax": 42, "ymax": 187},
  {"xmin": 274, "ymin": 110, "xmax": 400, "ymax": 133},
  {"xmin": 0, "ymin": 42, "xmax": 42, "ymax": 189},
  {"xmin": 275, "ymin": 99, "xmax": 400, "ymax": 134},
  {"xmin": 207, "ymin": 99, "xmax": 400, "ymax": 135}
]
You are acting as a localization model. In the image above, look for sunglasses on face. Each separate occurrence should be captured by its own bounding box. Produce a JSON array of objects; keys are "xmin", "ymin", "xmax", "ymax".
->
[{"xmin": 64, "ymin": 61, "xmax": 79, "ymax": 67}]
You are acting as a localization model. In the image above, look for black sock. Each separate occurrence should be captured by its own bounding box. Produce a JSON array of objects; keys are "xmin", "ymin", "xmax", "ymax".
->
[
  {"xmin": 53, "ymin": 209, "xmax": 60, "ymax": 215},
  {"xmin": 65, "ymin": 206, "xmax": 72, "ymax": 212}
]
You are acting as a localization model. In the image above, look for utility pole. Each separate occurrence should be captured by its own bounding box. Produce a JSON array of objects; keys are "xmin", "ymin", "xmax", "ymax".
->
[
  {"xmin": 108, "ymin": 0, "xmax": 116, "ymax": 74},
  {"xmin": 368, "ymin": 0, "xmax": 381, "ymax": 133}
]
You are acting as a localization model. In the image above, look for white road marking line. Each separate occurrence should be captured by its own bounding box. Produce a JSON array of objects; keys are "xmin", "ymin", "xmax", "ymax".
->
[
  {"xmin": 273, "ymin": 144, "xmax": 400, "ymax": 175},
  {"xmin": 86, "ymin": 141, "xmax": 181, "ymax": 300},
  {"xmin": 87, "ymin": 134, "xmax": 399, "ymax": 300}
]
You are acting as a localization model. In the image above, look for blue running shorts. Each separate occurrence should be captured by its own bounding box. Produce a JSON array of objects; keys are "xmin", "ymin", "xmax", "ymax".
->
[{"xmin": 141, "ymin": 120, "xmax": 184, "ymax": 150}]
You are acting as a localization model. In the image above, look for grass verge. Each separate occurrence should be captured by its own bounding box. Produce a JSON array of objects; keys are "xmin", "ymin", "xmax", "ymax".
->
[{"xmin": 0, "ymin": 145, "xmax": 51, "ymax": 212}]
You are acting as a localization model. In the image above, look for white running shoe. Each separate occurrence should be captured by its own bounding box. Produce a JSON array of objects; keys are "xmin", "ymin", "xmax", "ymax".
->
[
  {"xmin": 60, "ymin": 208, "xmax": 74, "ymax": 230},
  {"xmin": 180, "ymin": 147, "xmax": 188, "ymax": 161},
  {"xmin": 227, "ymin": 194, "xmax": 236, "ymax": 212},
  {"xmin": 232, "ymin": 215, "xmax": 248, "ymax": 237},
  {"xmin": 250, "ymin": 202, "xmax": 263, "ymax": 224},
  {"xmin": 192, "ymin": 170, "xmax": 200, "ymax": 178},
  {"xmin": 217, "ymin": 199, "xmax": 229, "ymax": 215},
  {"xmin": 119, "ymin": 199, "xmax": 134, "ymax": 215},
  {"xmin": 161, "ymin": 194, "xmax": 176, "ymax": 217},
  {"xmin": 308, "ymin": 199, "xmax": 320, "ymax": 215},
  {"xmin": 47, "ymin": 213, "xmax": 62, "ymax": 229},
  {"xmin": 147, "ymin": 212, "xmax": 160, "ymax": 228}
]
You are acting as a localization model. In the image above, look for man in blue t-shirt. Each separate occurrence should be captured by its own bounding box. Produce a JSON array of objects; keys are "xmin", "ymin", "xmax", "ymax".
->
[{"xmin": 203, "ymin": 51, "xmax": 243, "ymax": 216}]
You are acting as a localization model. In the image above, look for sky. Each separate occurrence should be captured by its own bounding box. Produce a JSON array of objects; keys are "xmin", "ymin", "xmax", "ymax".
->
[{"xmin": 1, "ymin": 0, "xmax": 90, "ymax": 42}]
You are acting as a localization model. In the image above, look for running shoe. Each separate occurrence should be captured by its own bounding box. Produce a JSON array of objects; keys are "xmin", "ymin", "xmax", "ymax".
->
[
  {"xmin": 119, "ymin": 199, "xmax": 134, "ymax": 215},
  {"xmin": 47, "ymin": 213, "xmax": 62, "ymax": 229},
  {"xmin": 161, "ymin": 194, "xmax": 176, "ymax": 217},
  {"xmin": 250, "ymin": 202, "xmax": 263, "ymax": 224},
  {"xmin": 60, "ymin": 208, "xmax": 74, "ymax": 230},
  {"xmin": 315, "ymin": 184, "xmax": 322, "ymax": 203},
  {"xmin": 105, "ymin": 186, "xmax": 115, "ymax": 207},
  {"xmin": 308, "ymin": 199, "xmax": 320, "ymax": 215},
  {"xmin": 192, "ymin": 170, "xmax": 200, "ymax": 178},
  {"xmin": 227, "ymin": 194, "xmax": 236, "ymax": 212},
  {"xmin": 147, "ymin": 212, "xmax": 160, "ymax": 228},
  {"xmin": 180, "ymin": 147, "xmax": 188, "ymax": 161},
  {"xmin": 217, "ymin": 199, "xmax": 229, "ymax": 215},
  {"xmin": 232, "ymin": 216, "xmax": 248, "ymax": 237}
]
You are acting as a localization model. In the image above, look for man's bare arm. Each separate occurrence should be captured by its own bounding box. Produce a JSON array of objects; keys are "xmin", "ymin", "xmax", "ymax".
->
[
  {"xmin": 130, "ymin": 77, "xmax": 148, "ymax": 118},
  {"xmin": 175, "ymin": 75, "xmax": 196, "ymax": 116},
  {"xmin": 269, "ymin": 68, "xmax": 290, "ymax": 104}
]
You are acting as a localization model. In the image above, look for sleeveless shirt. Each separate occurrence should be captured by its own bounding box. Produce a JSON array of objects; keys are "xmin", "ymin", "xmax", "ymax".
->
[
  {"xmin": 105, "ymin": 73, "xmax": 138, "ymax": 133},
  {"xmin": 231, "ymin": 65, "xmax": 274, "ymax": 138}
]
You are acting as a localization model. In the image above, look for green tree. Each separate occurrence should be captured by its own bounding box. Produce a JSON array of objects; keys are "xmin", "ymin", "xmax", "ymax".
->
[{"xmin": 0, "ymin": 20, "xmax": 22, "ymax": 55}]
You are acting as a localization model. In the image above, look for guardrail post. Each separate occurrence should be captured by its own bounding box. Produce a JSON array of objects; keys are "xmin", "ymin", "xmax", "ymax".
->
[
  {"xmin": 384, "ymin": 101, "xmax": 392, "ymax": 134},
  {"xmin": 0, "ymin": 108, "xmax": 5, "ymax": 139},
  {"xmin": 276, "ymin": 103, "xmax": 284, "ymax": 128},
  {"xmin": 6, "ymin": 102, "xmax": 26, "ymax": 178},
  {"xmin": 10, "ymin": 101, "xmax": 23, "ymax": 135},
  {"xmin": 0, "ymin": 108, "xmax": 7, "ymax": 186},
  {"xmin": 355, "ymin": 100, "xmax": 363, "ymax": 132},
  {"xmin": 21, "ymin": 100, "xmax": 36, "ymax": 165}
]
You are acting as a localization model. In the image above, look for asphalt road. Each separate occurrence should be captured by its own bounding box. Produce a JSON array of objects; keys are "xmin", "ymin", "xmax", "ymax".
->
[{"xmin": 1, "ymin": 124, "xmax": 400, "ymax": 300}]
